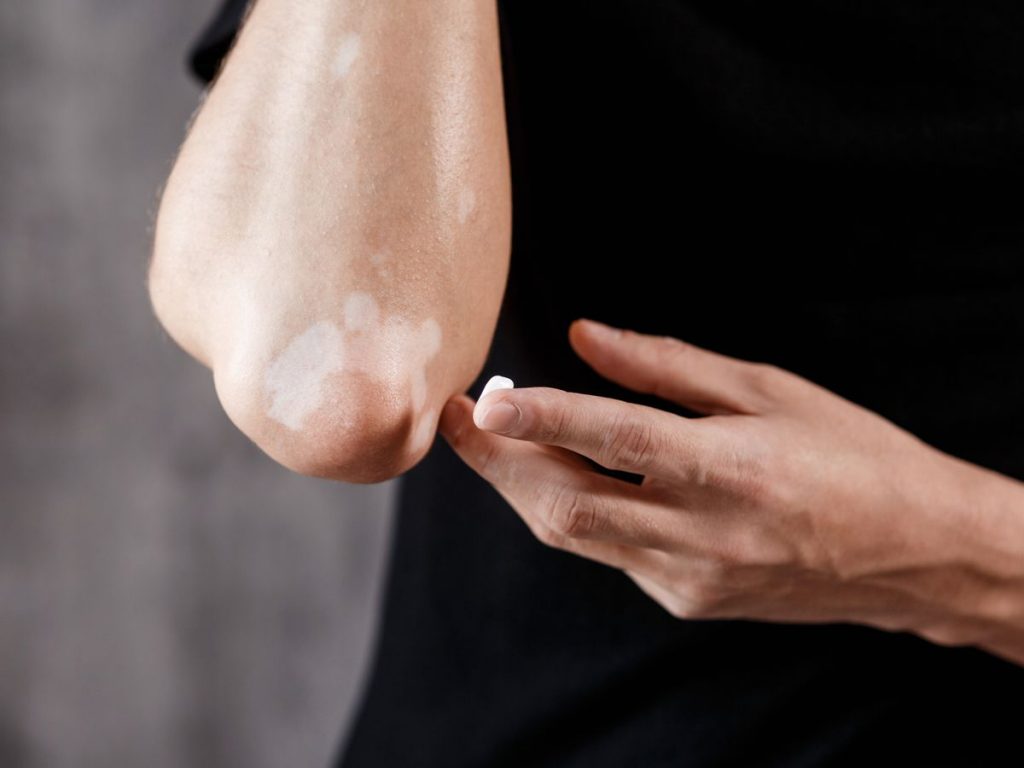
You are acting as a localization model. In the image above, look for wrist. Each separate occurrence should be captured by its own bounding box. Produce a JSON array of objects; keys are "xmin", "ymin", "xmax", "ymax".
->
[{"xmin": 912, "ymin": 452, "xmax": 1024, "ymax": 662}]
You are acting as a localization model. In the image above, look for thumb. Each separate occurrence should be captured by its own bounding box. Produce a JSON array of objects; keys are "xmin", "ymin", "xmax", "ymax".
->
[{"xmin": 567, "ymin": 319, "xmax": 780, "ymax": 415}]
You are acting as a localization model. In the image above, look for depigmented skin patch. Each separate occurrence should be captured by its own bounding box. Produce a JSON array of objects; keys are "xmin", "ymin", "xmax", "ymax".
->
[
  {"xmin": 264, "ymin": 321, "xmax": 346, "ymax": 430},
  {"xmin": 417, "ymin": 317, "xmax": 443, "ymax": 358},
  {"xmin": 369, "ymin": 251, "xmax": 392, "ymax": 280},
  {"xmin": 457, "ymin": 186, "xmax": 476, "ymax": 224},
  {"xmin": 264, "ymin": 294, "xmax": 443, "ymax": 441},
  {"xmin": 410, "ymin": 408, "xmax": 439, "ymax": 453},
  {"xmin": 333, "ymin": 33, "xmax": 362, "ymax": 80},
  {"xmin": 343, "ymin": 291, "xmax": 380, "ymax": 332}
]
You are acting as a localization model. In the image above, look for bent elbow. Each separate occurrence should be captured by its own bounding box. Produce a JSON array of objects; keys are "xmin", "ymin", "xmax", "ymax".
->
[{"xmin": 213, "ymin": 339, "xmax": 443, "ymax": 484}]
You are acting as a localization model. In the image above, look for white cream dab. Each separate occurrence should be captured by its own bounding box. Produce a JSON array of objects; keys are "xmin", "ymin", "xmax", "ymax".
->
[
  {"xmin": 479, "ymin": 375, "xmax": 514, "ymax": 400},
  {"xmin": 264, "ymin": 321, "xmax": 346, "ymax": 430},
  {"xmin": 333, "ymin": 33, "xmax": 362, "ymax": 80},
  {"xmin": 457, "ymin": 187, "xmax": 477, "ymax": 224}
]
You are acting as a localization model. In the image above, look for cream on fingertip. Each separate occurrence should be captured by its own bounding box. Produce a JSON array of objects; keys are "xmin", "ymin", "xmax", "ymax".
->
[
  {"xmin": 474, "ymin": 375, "xmax": 518, "ymax": 432},
  {"xmin": 479, "ymin": 375, "xmax": 514, "ymax": 400}
]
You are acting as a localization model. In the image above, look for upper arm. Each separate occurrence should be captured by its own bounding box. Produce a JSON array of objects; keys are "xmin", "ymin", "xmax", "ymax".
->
[{"xmin": 148, "ymin": 0, "xmax": 511, "ymax": 482}]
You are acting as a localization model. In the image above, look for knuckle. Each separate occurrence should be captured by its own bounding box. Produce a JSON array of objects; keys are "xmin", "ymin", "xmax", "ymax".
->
[
  {"xmin": 674, "ymin": 581, "xmax": 724, "ymax": 619},
  {"xmin": 654, "ymin": 334, "xmax": 689, "ymax": 369},
  {"xmin": 530, "ymin": 520, "xmax": 567, "ymax": 550},
  {"xmin": 716, "ymin": 443, "xmax": 774, "ymax": 506},
  {"xmin": 660, "ymin": 560, "xmax": 739, "ymax": 620},
  {"xmin": 744, "ymin": 363, "xmax": 786, "ymax": 400},
  {"xmin": 919, "ymin": 625, "xmax": 966, "ymax": 649},
  {"xmin": 980, "ymin": 592, "xmax": 1024, "ymax": 628},
  {"xmin": 665, "ymin": 590, "xmax": 702, "ymax": 620},
  {"xmin": 603, "ymin": 414, "xmax": 658, "ymax": 470},
  {"xmin": 529, "ymin": 389, "xmax": 573, "ymax": 442},
  {"xmin": 647, "ymin": 335, "xmax": 690, "ymax": 396},
  {"xmin": 744, "ymin": 363, "xmax": 807, "ymax": 407},
  {"xmin": 545, "ymin": 484, "xmax": 597, "ymax": 538},
  {"xmin": 549, "ymin": 396, "xmax": 577, "ymax": 442}
]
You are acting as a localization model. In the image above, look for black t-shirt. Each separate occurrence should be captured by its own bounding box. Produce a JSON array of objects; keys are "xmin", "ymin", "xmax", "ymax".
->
[{"xmin": 189, "ymin": 2, "xmax": 1024, "ymax": 765}]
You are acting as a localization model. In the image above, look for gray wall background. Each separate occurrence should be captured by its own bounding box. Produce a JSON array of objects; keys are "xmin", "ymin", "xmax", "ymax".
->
[{"xmin": 0, "ymin": 2, "xmax": 395, "ymax": 766}]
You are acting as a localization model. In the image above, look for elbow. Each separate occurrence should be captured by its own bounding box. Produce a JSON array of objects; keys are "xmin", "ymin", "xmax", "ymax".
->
[
  {"xmin": 147, "ymin": 169, "xmax": 489, "ymax": 484},
  {"xmin": 212, "ymin": 336, "xmax": 445, "ymax": 485}
]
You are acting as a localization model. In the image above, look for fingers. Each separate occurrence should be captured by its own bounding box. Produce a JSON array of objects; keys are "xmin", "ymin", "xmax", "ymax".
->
[
  {"xmin": 568, "ymin": 318, "xmax": 793, "ymax": 415},
  {"xmin": 438, "ymin": 395, "xmax": 676, "ymax": 555},
  {"xmin": 473, "ymin": 385, "xmax": 708, "ymax": 481}
]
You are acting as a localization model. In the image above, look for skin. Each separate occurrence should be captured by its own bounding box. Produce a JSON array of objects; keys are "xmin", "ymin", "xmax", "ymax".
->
[
  {"xmin": 438, "ymin": 319, "xmax": 1024, "ymax": 667},
  {"xmin": 148, "ymin": 0, "xmax": 511, "ymax": 482}
]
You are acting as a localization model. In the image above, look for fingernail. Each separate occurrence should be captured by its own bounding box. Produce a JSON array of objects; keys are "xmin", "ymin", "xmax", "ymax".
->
[
  {"xmin": 474, "ymin": 399, "xmax": 520, "ymax": 433},
  {"xmin": 581, "ymin": 318, "xmax": 622, "ymax": 341}
]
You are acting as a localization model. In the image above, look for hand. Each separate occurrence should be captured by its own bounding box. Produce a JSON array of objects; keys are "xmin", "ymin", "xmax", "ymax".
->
[{"xmin": 438, "ymin": 319, "xmax": 1023, "ymax": 654}]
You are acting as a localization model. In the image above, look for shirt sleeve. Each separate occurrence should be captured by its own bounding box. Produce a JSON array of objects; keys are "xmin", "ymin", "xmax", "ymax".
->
[{"xmin": 187, "ymin": 0, "xmax": 250, "ymax": 85}]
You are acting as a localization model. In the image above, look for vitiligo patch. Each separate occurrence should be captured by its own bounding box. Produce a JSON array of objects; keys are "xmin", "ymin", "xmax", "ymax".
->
[
  {"xmin": 264, "ymin": 321, "xmax": 347, "ymax": 431},
  {"xmin": 264, "ymin": 293, "xmax": 443, "ymax": 432},
  {"xmin": 457, "ymin": 187, "xmax": 477, "ymax": 224},
  {"xmin": 333, "ymin": 33, "xmax": 362, "ymax": 80},
  {"xmin": 342, "ymin": 291, "xmax": 379, "ymax": 333}
]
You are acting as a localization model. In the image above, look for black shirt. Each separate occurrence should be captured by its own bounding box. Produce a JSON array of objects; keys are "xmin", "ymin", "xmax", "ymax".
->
[{"xmin": 189, "ymin": 2, "xmax": 1024, "ymax": 765}]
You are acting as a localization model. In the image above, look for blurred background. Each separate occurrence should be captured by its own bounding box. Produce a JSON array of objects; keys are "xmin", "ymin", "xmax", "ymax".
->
[{"xmin": 0, "ymin": 1, "xmax": 394, "ymax": 766}]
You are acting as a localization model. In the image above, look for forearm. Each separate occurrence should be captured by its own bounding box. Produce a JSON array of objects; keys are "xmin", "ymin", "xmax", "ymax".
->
[{"xmin": 149, "ymin": 0, "xmax": 511, "ymax": 481}]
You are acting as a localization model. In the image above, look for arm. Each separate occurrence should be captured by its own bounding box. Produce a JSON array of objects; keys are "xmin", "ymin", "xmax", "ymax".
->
[{"xmin": 148, "ymin": 0, "xmax": 511, "ymax": 482}]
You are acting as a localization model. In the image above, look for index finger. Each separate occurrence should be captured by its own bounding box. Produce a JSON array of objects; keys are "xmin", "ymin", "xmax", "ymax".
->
[{"xmin": 473, "ymin": 386, "xmax": 709, "ymax": 480}]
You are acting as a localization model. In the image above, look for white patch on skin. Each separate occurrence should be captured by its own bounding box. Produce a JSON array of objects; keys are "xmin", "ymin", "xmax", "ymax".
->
[
  {"xmin": 333, "ymin": 33, "xmax": 362, "ymax": 80},
  {"xmin": 417, "ymin": 318, "xmax": 443, "ymax": 359},
  {"xmin": 457, "ymin": 186, "xmax": 476, "ymax": 224},
  {"xmin": 408, "ymin": 318, "xmax": 442, "ymax": 415},
  {"xmin": 410, "ymin": 410, "xmax": 437, "ymax": 453},
  {"xmin": 369, "ymin": 250, "xmax": 392, "ymax": 280},
  {"xmin": 264, "ymin": 321, "xmax": 346, "ymax": 431},
  {"xmin": 376, "ymin": 316, "xmax": 414, "ymax": 375},
  {"xmin": 343, "ymin": 292, "xmax": 380, "ymax": 333},
  {"xmin": 264, "ymin": 290, "xmax": 444, "ymax": 439}
]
